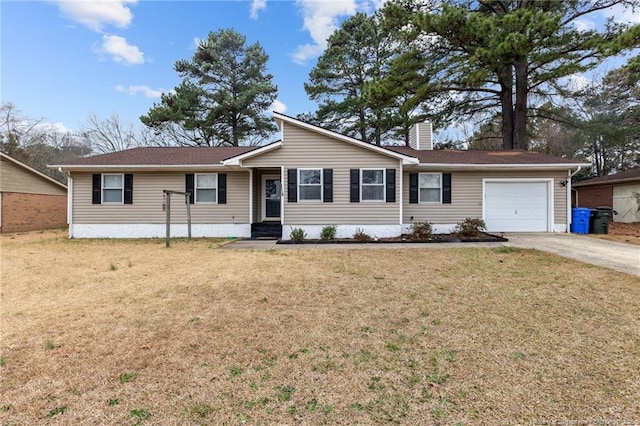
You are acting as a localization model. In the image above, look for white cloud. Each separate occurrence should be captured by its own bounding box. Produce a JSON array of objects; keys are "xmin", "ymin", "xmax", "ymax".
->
[
  {"xmin": 57, "ymin": 0, "xmax": 137, "ymax": 32},
  {"xmin": 35, "ymin": 121, "xmax": 72, "ymax": 134},
  {"xmin": 573, "ymin": 18, "xmax": 596, "ymax": 32},
  {"xmin": 115, "ymin": 85, "xmax": 162, "ymax": 98},
  {"xmin": 96, "ymin": 34, "xmax": 145, "ymax": 65},
  {"xmin": 250, "ymin": 0, "xmax": 267, "ymax": 19},
  {"xmin": 564, "ymin": 74, "xmax": 590, "ymax": 91},
  {"xmin": 602, "ymin": 4, "xmax": 640, "ymax": 24},
  {"xmin": 270, "ymin": 99, "xmax": 287, "ymax": 113},
  {"xmin": 291, "ymin": 0, "xmax": 358, "ymax": 65}
]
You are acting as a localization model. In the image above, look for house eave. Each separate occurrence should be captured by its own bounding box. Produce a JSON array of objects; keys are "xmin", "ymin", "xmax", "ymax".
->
[
  {"xmin": 221, "ymin": 141, "xmax": 283, "ymax": 165},
  {"xmin": 49, "ymin": 164, "xmax": 232, "ymax": 172},
  {"xmin": 573, "ymin": 177, "xmax": 640, "ymax": 188},
  {"xmin": 406, "ymin": 162, "xmax": 588, "ymax": 171}
]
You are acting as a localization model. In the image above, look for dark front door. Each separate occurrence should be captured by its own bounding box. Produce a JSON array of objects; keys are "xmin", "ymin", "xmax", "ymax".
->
[{"xmin": 264, "ymin": 177, "xmax": 281, "ymax": 220}]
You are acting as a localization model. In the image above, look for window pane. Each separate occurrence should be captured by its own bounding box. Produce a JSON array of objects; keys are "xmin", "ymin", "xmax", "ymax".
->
[
  {"xmin": 420, "ymin": 173, "xmax": 440, "ymax": 188},
  {"xmin": 362, "ymin": 169, "xmax": 383, "ymax": 184},
  {"xmin": 103, "ymin": 175, "xmax": 122, "ymax": 188},
  {"xmin": 300, "ymin": 169, "xmax": 321, "ymax": 185},
  {"xmin": 362, "ymin": 185, "xmax": 384, "ymax": 200},
  {"xmin": 103, "ymin": 189, "xmax": 122, "ymax": 203},
  {"xmin": 197, "ymin": 188, "xmax": 216, "ymax": 203},
  {"xmin": 420, "ymin": 188, "xmax": 440, "ymax": 203},
  {"xmin": 196, "ymin": 174, "xmax": 217, "ymax": 188},
  {"xmin": 299, "ymin": 185, "xmax": 321, "ymax": 200}
]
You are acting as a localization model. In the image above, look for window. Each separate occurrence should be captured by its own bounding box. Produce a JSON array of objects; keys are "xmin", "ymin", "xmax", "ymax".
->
[
  {"xmin": 361, "ymin": 169, "xmax": 385, "ymax": 201},
  {"xmin": 102, "ymin": 174, "xmax": 123, "ymax": 203},
  {"xmin": 196, "ymin": 174, "xmax": 217, "ymax": 203},
  {"xmin": 298, "ymin": 169, "xmax": 322, "ymax": 201},
  {"xmin": 419, "ymin": 173, "xmax": 441, "ymax": 203}
]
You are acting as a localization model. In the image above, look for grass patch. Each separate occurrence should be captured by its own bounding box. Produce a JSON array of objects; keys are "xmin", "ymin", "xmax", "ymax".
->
[
  {"xmin": 1, "ymin": 231, "xmax": 639, "ymax": 424},
  {"xmin": 119, "ymin": 372, "xmax": 137, "ymax": 383},
  {"xmin": 46, "ymin": 406, "xmax": 67, "ymax": 418}
]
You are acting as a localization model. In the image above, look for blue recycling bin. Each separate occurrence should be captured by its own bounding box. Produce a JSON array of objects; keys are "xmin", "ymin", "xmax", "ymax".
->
[{"xmin": 571, "ymin": 208, "xmax": 591, "ymax": 234}]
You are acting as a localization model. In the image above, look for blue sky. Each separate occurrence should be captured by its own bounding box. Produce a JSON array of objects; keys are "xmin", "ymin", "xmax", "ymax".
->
[{"xmin": 1, "ymin": 0, "xmax": 638, "ymax": 138}]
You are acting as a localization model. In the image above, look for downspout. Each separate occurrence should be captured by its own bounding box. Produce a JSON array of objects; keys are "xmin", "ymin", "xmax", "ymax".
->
[
  {"xmin": 398, "ymin": 159, "xmax": 403, "ymax": 231},
  {"xmin": 281, "ymin": 166, "xmax": 285, "ymax": 227},
  {"xmin": 248, "ymin": 168, "xmax": 253, "ymax": 225},
  {"xmin": 566, "ymin": 166, "xmax": 582, "ymax": 233},
  {"xmin": 59, "ymin": 168, "xmax": 73, "ymax": 238}
]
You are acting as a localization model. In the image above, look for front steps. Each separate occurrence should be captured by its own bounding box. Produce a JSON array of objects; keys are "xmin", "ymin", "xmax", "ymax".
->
[{"xmin": 250, "ymin": 222, "xmax": 282, "ymax": 240}]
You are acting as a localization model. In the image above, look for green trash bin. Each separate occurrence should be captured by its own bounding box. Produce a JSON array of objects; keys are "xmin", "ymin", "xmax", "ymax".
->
[{"xmin": 589, "ymin": 206, "xmax": 615, "ymax": 234}]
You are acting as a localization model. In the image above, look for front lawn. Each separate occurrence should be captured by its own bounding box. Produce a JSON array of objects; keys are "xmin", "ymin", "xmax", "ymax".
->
[{"xmin": 1, "ymin": 230, "xmax": 639, "ymax": 424}]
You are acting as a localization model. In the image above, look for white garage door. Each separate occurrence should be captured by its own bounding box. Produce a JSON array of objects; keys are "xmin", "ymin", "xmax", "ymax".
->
[{"xmin": 484, "ymin": 181, "xmax": 550, "ymax": 232}]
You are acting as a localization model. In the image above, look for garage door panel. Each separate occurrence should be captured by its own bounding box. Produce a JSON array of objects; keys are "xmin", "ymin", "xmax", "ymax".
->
[{"xmin": 484, "ymin": 181, "xmax": 550, "ymax": 232}]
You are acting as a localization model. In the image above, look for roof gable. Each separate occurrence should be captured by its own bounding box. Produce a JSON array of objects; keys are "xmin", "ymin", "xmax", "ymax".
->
[
  {"xmin": 1, "ymin": 152, "xmax": 67, "ymax": 190},
  {"xmin": 271, "ymin": 112, "xmax": 418, "ymax": 165}
]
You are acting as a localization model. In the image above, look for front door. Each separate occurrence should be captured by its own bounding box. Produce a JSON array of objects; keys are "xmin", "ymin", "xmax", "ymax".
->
[{"xmin": 263, "ymin": 176, "xmax": 281, "ymax": 221}]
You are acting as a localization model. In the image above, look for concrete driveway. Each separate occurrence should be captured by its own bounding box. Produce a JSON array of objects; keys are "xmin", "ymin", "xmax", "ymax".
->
[{"xmin": 505, "ymin": 233, "xmax": 640, "ymax": 277}]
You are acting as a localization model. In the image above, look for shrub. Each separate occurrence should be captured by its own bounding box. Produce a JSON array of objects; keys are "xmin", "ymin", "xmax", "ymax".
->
[
  {"xmin": 320, "ymin": 225, "xmax": 337, "ymax": 240},
  {"xmin": 289, "ymin": 227, "xmax": 307, "ymax": 242},
  {"xmin": 353, "ymin": 228, "xmax": 372, "ymax": 241},
  {"xmin": 455, "ymin": 218, "xmax": 486, "ymax": 237},
  {"xmin": 409, "ymin": 221, "xmax": 433, "ymax": 240}
]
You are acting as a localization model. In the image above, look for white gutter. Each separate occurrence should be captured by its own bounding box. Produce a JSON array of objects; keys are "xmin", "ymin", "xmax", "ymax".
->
[
  {"xmin": 566, "ymin": 166, "xmax": 582, "ymax": 233},
  {"xmin": 49, "ymin": 164, "xmax": 237, "ymax": 172},
  {"xmin": 58, "ymin": 168, "xmax": 73, "ymax": 238},
  {"xmin": 409, "ymin": 163, "xmax": 589, "ymax": 170}
]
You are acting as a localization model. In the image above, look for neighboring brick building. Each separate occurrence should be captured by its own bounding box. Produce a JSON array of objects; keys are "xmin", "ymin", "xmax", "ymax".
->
[
  {"xmin": 573, "ymin": 168, "xmax": 640, "ymax": 223},
  {"xmin": 0, "ymin": 152, "xmax": 67, "ymax": 233}
]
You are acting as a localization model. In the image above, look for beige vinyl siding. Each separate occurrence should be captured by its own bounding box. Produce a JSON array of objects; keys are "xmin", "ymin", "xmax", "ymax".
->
[
  {"xmin": 72, "ymin": 171, "xmax": 249, "ymax": 224},
  {"xmin": 0, "ymin": 158, "xmax": 66, "ymax": 195},
  {"xmin": 245, "ymin": 124, "xmax": 400, "ymax": 224},
  {"xmin": 403, "ymin": 170, "xmax": 568, "ymax": 225}
]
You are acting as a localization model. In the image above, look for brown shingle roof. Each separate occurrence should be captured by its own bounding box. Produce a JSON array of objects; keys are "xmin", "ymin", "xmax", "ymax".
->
[
  {"xmin": 573, "ymin": 168, "xmax": 640, "ymax": 187},
  {"xmin": 55, "ymin": 146, "xmax": 262, "ymax": 166},
  {"xmin": 387, "ymin": 147, "xmax": 579, "ymax": 165}
]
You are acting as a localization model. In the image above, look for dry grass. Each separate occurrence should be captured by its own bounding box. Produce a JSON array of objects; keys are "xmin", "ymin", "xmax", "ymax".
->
[{"xmin": 1, "ymin": 230, "xmax": 640, "ymax": 425}]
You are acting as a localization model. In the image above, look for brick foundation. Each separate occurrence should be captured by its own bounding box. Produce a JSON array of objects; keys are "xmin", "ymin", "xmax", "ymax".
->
[
  {"xmin": 575, "ymin": 185, "xmax": 613, "ymax": 208},
  {"xmin": 1, "ymin": 192, "xmax": 67, "ymax": 233}
]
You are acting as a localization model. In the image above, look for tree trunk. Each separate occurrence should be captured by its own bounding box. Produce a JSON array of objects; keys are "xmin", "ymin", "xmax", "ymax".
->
[
  {"xmin": 359, "ymin": 109, "xmax": 367, "ymax": 142},
  {"xmin": 498, "ymin": 65, "xmax": 514, "ymax": 150},
  {"xmin": 513, "ymin": 59, "xmax": 528, "ymax": 150}
]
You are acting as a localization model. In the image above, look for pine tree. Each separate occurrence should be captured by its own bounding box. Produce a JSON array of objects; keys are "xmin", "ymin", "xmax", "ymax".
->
[{"xmin": 141, "ymin": 29, "xmax": 277, "ymax": 146}]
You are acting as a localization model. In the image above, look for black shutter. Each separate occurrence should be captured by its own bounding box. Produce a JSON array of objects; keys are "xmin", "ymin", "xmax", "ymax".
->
[
  {"xmin": 386, "ymin": 169, "xmax": 396, "ymax": 203},
  {"xmin": 124, "ymin": 174, "xmax": 133, "ymax": 204},
  {"xmin": 92, "ymin": 174, "xmax": 101, "ymax": 204},
  {"xmin": 323, "ymin": 169, "xmax": 333, "ymax": 203},
  {"xmin": 218, "ymin": 173, "xmax": 227, "ymax": 204},
  {"xmin": 442, "ymin": 173, "xmax": 452, "ymax": 204},
  {"xmin": 409, "ymin": 173, "xmax": 418, "ymax": 204},
  {"xmin": 350, "ymin": 169, "xmax": 360, "ymax": 202},
  {"xmin": 287, "ymin": 168, "xmax": 297, "ymax": 203},
  {"xmin": 185, "ymin": 174, "xmax": 195, "ymax": 204}
]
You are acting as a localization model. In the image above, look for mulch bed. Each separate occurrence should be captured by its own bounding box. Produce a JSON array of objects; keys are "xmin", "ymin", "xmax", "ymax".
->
[{"xmin": 276, "ymin": 233, "xmax": 508, "ymax": 244}]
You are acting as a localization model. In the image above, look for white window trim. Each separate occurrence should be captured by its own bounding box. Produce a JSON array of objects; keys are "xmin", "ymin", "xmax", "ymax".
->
[
  {"xmin": 102, "ymin": 173, "xmax": 124, "ymax": 204},
  {"xmin": 195, "ymin": 173, "xmax": 218, "ymax": 204},
  {"xmin": 418, "ymin": 172, "xmax": 443, "ymax": 204},
  {"xmin": 298, "ymin": 168, "xmax": 323, "ymax": 202},
  {"xmin": 360, "ymin": 168, "xmax": 385, "ymax": 202}
]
